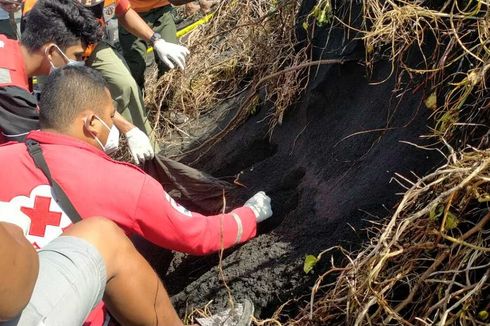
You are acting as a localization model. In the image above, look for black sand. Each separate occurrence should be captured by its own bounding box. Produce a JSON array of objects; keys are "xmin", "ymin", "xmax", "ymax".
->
[{"xmin": 143, "ymin": 1, "xmax": 444, "ymax": 318}]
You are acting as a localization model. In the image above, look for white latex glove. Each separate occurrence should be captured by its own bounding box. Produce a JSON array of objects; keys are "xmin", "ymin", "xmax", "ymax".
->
[
  {"xmin": 153, "ymin": 39, "xmax": 190, "ymax": 70},
  {"xmin": 244, "ymin": 191, "xmax": 272, "ymax": 223},
  {"xmin": 125, "ymin": 127, "xmax": 155, "ymax": 165}
]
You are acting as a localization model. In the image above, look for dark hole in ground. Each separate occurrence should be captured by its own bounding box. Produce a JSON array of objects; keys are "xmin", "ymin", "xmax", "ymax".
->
[
  {"xmin": 213, "ymin": 138, "xmax": 279, "ymax": 179},
  {"xmin": 161, "ymin": 53, "xmax": 443, "ymax": 316}
]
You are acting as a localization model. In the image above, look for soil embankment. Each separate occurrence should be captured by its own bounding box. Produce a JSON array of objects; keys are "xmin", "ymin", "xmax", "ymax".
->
[{"xmin": 149, "ymin": 1, "xmax": 444, "ymax": 318}]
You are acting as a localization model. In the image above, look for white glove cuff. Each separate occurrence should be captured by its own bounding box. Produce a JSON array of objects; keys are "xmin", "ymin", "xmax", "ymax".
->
[{"xmin": 125, "ymin": 127, "xmax": 139, "ymax": 138}]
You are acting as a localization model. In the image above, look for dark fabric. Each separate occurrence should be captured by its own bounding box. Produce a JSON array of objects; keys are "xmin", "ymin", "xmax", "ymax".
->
[
  {"xmin": 144, "ymin": 152, "xmax": 233, "ymax": 214},
  {"xmin": 0, "ymin": 86, "xmax": 39, "ymax": 142},
  {"xmin": 25, "ymin": 139, "xmax": 82, "ymax": 223},
  {"xmin": 0, "ymin": 18, "xmax": 17, "ymax": 40}
]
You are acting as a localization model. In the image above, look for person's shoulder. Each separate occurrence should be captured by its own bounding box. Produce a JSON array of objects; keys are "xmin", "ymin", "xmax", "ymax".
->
[
  {"xmin": 0, "ymin": 36, "xmax": 21, "ymax": 62},
  {"xmin": 0, "ymin": 38, "xmax": 29, "ymax": 91},
  {"xmin": 0, "ymin": 141, "xmax": 26, "ymax": 154},
  {"xmin": 0, "ymin": 35, "xmax": 18, "ymax": 48},
  {"xmin": 105, "ymin": 158, "xmax": 148, "ymax": 178},
  {"xmin": 0, "ymin": 84, "xmax": 35, "ymax": 99},
  {"xmin": 100, "ymin": 158, "xmax": 156, "ymax": 194}
]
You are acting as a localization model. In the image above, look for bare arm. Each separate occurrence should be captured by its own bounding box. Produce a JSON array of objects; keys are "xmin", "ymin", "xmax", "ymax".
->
[
  {"xmin": 112, "ymin": 111, "xmax": 135, "ymax": 134},
  {"xmin": 0, "ymin": 223, "xmax": 39, "ymax": 321}
]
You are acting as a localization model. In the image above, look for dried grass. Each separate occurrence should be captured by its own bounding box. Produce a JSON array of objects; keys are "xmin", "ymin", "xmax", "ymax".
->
[
  {"xmin": 256, "ymin": 0, "xmax": 490, "ymax": 324},
  {"xmin": 141, "ymin": 1, "xmax": 489, "ymax": 324},
  {"xmin": 145, "ymin": 0, "xmax": 311, "ymax": 156},
  {"xmin": 285, "ymin": 148, "xmax": 490, "ymax": 325},
  {"xmin": 360, "ymin": 0, "xmax": 489, "ymax": 145}
]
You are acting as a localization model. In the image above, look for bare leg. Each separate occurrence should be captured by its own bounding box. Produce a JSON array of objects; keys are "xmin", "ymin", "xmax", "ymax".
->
[
  {"xmin": 0, "ymin": 223, "xmax": 38, "ymax": 321},
  {"xmin": 63, "ymin": 217, "xmax": 183, "ymax": 326}
]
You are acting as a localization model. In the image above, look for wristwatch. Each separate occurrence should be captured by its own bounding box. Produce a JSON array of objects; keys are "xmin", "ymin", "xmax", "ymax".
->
[{"xmin": 150, "ymin": 32, "xmax": 162, "ymax": 46}]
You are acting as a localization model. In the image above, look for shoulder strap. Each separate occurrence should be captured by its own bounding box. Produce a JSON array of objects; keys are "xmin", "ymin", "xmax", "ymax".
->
[{"xmin": 25, "ymin": 139, "xmax": 82, "ymax": 223}]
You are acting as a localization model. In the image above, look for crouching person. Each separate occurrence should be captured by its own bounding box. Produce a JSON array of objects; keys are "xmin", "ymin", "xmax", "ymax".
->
[
  {"xmin": 0, "ymin": 217, "xmax": 183, "ymax": 326},
  {"xmin": 0, "ymin": 65, "xmax": 272, "ymax": 325}
]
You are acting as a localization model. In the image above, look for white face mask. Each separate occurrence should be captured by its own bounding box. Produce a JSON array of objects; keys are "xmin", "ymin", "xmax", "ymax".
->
[
  {"xmin": 45, "ymin": 44, "xmax": 85, "ymax": 73},
  {"xmin": 85, "ymin": 115, "xmax": 120, "ymax": 154}
]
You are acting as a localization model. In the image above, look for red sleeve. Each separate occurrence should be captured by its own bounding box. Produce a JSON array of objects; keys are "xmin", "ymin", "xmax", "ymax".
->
[
  {"xmin": 133, "ymin": 176, "xmax": 258, "ymax": 255},
  {"xmin": 115, "ymin": 0, "xmax": 131, "ymax": 16}
]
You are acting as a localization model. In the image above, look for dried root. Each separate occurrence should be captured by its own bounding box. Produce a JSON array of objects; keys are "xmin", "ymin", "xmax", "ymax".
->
[
  {"xmin": 285, "ymin": 148, "xmax": 490, "ymax": 325},
  {"xmin": 145, "ymin": 0, "xmax": 310, "ymax": 156}
]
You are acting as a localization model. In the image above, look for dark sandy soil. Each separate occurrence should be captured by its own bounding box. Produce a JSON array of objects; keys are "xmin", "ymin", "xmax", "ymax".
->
[{"xmin": 140, "ymin": 1, "xmax": 445, "ymax": 319}]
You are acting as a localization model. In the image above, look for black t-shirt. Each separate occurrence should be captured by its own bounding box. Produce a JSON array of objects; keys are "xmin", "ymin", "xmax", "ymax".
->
[{"xmin": 0, "ymin": 85, "xmax": 39, "ymax": 142}]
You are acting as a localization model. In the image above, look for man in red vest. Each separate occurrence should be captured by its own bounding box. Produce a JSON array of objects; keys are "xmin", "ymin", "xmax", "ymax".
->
[
  {"xmin": 3, "ymin": 0, "xmax": 156, "ymax": 164},
  {"xmin": 22, "ymin": 0, "xmax": 192, "ymax": 164},
  {"xmin": 0, "ymin": 0, "xmax": 101, "ymax": 144},
  {"xmin": 0, "ymin": 65, "xmax": 272, "ymax": 325}
]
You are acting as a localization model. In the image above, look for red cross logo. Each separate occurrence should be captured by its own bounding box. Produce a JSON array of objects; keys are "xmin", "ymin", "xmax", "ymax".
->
[{"xmin": 21, "ymin": 196, "xmax": 62, "ymax": 237}]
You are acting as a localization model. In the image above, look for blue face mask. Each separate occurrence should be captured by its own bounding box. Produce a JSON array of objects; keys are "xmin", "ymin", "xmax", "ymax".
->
[{"xmin": 45, "ymin": 44, "xmax": 85, "ymax": 73}]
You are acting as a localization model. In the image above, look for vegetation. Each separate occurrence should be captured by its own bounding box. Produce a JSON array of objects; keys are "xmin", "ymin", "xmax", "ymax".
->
[
  {"xmin": 285, "ymin": 1, "xmax": 489, "ymax": 324},
  {"xmin": 145, "ymin": 0, "xmax": 489, "ymax": 324}
]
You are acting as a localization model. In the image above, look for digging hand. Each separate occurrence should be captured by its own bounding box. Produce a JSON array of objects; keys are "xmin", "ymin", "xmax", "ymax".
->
[
  {"xmin": 244, "ymin": 191, "xmax": 272, "ymax": 223},
  {"xmin": 125, "ymin": 127, "xmax": 154, "ymax": 165},
  {"xmin": 153, "ymin": 39, "xmax": 190, "ymax": 70}
]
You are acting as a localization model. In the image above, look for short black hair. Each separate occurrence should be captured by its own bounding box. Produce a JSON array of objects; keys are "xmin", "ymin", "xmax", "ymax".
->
[
  {"xmin": 39, "ymin": 66, "xmax": 109, "ymax": 131},
  {"xmin": 21, "ymin": 0, "xmax": 103, "ymax": 51}
]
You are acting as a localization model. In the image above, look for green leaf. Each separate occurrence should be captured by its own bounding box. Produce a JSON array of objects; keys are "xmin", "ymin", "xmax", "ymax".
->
[
  {"xmin": 478, "ymin": 310, "xmax": 488, "ymax": 320},
  {"xmin": 318, "ymin": 11, "xmax": 326, "ymax": 24},
  {"xmin": 304, "ymin": 255, "xmax": 318, "ymax": 274},
  {"xmin": 312, "ymin": 5, "xmax": 321, "ymax": 18},
  {"xmin": 429, "ymin": 205, "xmax": 443, "ymax": 222},
  {"xmin": 424, "ymin": 91, "xmax": 437, "ymax": 110},
  {"xmin": 445, "ymin": 211, "xmax": 459, "ymax": 230},
  {"xmin": 302, "ymin": 21, "xmax": 309, "ymax": 31}
]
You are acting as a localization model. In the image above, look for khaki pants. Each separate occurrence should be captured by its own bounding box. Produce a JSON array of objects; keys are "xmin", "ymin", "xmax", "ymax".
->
[
  {"xmin": 118, "ymin": 5, "xmax": 178, "ymax": 88},
  {"xmin": 85, "ymin": 42, "xmax": 154, "ymax": 139}
]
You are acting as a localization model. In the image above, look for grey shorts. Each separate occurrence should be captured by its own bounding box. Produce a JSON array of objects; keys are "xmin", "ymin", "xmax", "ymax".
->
[{"xmin": 2, "ymin": 236, "xmax": 107, "ymax": 326}]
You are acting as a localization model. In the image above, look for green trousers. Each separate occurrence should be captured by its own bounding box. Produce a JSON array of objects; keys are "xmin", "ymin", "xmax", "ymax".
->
[
  {"xmin": 85, "ymin": 42, "xmax": 153, "ymax": 139},
  {"xmin": 0, "ymin": 18, "xmax": 17, "ymax": 40},
  {"xmin": 118, "ymin": 5, "xmax": 178, "ymax": 88}
]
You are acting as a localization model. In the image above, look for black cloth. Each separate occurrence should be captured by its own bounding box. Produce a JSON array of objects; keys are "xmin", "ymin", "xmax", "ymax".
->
[
  {"xmin": 0, "ymin": 85, "xmax": 39, "ymax": 142},
  {"xmin": 144, "ymin": 153, "xmax": 234, "ymax": 214}
]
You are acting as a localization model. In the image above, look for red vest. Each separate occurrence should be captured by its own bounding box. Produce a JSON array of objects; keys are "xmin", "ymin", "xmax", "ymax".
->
[
  {"xmin": 0, "ymin": 35, "xmax": 39, "ymax": 144},
  {"xmin": 0, "ymin": 130, "xmax": 257, "ymax": 325},
  {"xmin": 0, "ymin": 35, "xmax": 29, "ymax": 91}
]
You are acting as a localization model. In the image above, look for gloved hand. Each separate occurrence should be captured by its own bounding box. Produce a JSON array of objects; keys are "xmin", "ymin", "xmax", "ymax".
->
[
  {"xmin": 125, "ymin": 127, "xmax": 155, "ymax": 165},
  {"xmin": 153, "ymin": 39, "xmax": 190, "ymax": 70},
  {"xmin": 244, "ymin": 191, "xmax": 272, "ymax": 223}
]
